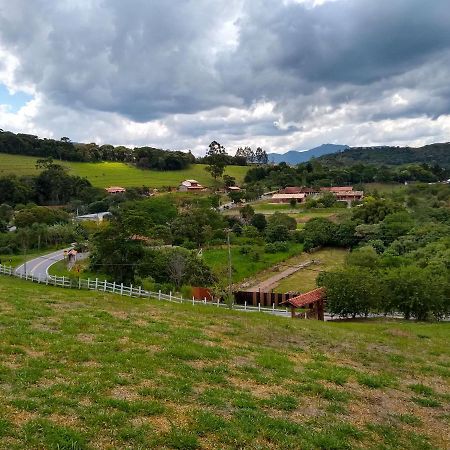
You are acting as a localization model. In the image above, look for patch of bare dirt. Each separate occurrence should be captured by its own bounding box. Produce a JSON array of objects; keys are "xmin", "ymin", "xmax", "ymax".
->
[{"xmin": 110, "ymin": 386, "xmax": 139, "ymax": 401}]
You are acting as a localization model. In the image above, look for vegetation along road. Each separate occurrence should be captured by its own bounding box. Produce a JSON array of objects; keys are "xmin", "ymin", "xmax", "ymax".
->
[{"xmin": 14, "ymin": 248, "xmax": 70, "ymax": 280}]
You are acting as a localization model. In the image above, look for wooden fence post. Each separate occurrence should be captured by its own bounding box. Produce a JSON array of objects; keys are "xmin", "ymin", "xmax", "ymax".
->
[
  {"xmin": 129, "ymin": 284, "xmax": 133, "ymax": 296},
  {"xmin": 120, "ymin": 283, "xmax": 123, "ymax": 295},
  {"xmin": 104, "ymin": 280, "xmax": 107, "ymax": 291},
  {"xmin": 95, "ymin": 278, "xmax": 98, "ymax": 290},
  {"xmin": 112, "ymin": 281, "xmax": 116, "ymax": 293},
  {"xmin": 158, "ymin": 290, "xmax": 161, "ymax": 300}
]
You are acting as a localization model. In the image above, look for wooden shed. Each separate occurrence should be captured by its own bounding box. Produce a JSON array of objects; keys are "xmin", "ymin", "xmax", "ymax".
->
[{"xmin": 281, "ymin": 288, "xmax": 326, "ymax": 321}]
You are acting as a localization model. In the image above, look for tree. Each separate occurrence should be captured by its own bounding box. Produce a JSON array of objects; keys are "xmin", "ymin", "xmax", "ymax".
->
[
  {"xmin": 167, "ymin": 250, "xmax": 187, "ymax": 289},
  {"xmin": 302, "ymin": 217, "xmax": 338, "ymax": 250},
  {"xmin": 319, "ymin": 192, "xmax": 336, "ymax": 208},
  {"xmin": 205, "ymin": 141, "xmax": 227, "ymax": 180},
  {"xmin": 255, "ymin": 147, "xmax": 268, "ymax": 164},
  {"xmin": 223, "ymin": 175, "xmax": 236, "ymax": 188},
  {"xmin": 267, "ymin": 212, "xmax": 297, "ymax": 231},
  {"xmin": 240, "ymin": 204, "xmax": 255, "ymax": 223},
  {"xmin": 251, "ymin": 213, "xmax": 267, "ymax": 232},
  {"xmin": 382, "ymin": 266, "xmax": 449, "ymax": 320},
  {"xmin": 266, "ymin": 224, "xmax": 290, "ymax": 242},
  {"xmin": 318, "ymin": 268, "xmax": 380, "ymax": 318},
  {"xmin": 235, "ymin": 146, "xmax": 255, "ymax": 164}
]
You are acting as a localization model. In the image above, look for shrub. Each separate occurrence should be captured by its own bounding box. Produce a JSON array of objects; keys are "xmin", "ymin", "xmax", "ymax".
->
[{"xmin": 265, "ymin": 242, "xmax": 289, "ymax": 253}]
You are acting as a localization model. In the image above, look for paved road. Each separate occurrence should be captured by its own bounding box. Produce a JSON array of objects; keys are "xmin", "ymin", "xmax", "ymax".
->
[{"xmin": 15, "ymin": 248, "xmax": 71, "ymax": 280}]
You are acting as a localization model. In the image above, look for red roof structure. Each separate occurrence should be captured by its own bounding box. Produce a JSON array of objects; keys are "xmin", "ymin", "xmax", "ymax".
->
[
  {"xmin": 280, "ymin": 186, "xmax": 303, "ymax": 194},
  {"xmin": 321, "ymin": 186, "xmax": 353, "ymax": 192},
  {"xmin": 283, "ymin": 287, "xmax": 326, "ymax": 308}
]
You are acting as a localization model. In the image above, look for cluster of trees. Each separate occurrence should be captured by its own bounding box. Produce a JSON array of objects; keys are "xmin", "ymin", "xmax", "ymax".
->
[
  {"xmin": 235, "ymin": 146, "xmax": 268, "ymax": 164},
  {"xmin": 0, "ymin": 221, "xmax": 84, "ymax": 256},
  {"xmin": 0, "ymin": 131, "xmax": 268, "ymax": 173},
  {"xmin": 244, "ymin": 160, "xmax": 449, "ymax": 189},
  {"xmin": 134, "ymin": 147, "xmax": 195, "ymax": 170},
  {"xmin": 89, "ymin": 196, "xmax": 225, "ymax": 285},
  {"xmin": 308, "ymin": 184, "xmax": 450, "ymax": 320},
  {"xmin": 0, "ymin": 159, "xmax": 97, "ymax": 206}
]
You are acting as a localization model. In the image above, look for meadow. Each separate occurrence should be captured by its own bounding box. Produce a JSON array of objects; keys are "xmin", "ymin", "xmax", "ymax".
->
[
  {"xmin": 0, "ymin": 153, "xmax": 248, "ymax": 188},
  {"xmin": 0, "ymin": 276, "xmax": 448, "ymax": 449},
  {"xmin": 274, "ymin": 248, "xmax": 348, "ymax": 293},
  {"xmin": 202, "ymin": 243, "xmax": 303, "ymax": 283}
]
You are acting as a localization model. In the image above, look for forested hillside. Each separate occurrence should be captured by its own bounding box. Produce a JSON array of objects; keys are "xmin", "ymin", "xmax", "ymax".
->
[{"xmin": 318, "ymin": 143, "xmax": 450, "ymax": 168}]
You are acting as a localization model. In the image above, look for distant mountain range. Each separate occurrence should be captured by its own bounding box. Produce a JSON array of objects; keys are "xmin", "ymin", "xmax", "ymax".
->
[{"xmin": 268, "ymin": 144, "xmax": 349, "ymax": 164}]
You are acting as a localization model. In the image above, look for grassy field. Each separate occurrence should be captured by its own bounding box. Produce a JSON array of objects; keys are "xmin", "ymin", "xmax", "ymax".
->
[
  {"xmin": 0, "ymin": 276, "xmax": 448, "ymax": 449},
  {"xmin": 275, "ymin": 248, "xmax": 348, "ymax": 293},
  {"xmin": 363, "ymin": 183, "xmax": 407, "ymax": 194},
  {"xmin": 47, "ymin": 259, "xmax": 105, "ymax": 281},
  {"xmin": 203, "ymin": 244, "xmax": 303, "ymax": 283},
  {"xmin": 0, "ymin": 153, "xmax": 248, "ymax": 188}
]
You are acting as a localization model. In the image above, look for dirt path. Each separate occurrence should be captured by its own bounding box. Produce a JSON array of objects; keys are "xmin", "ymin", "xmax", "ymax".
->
[{"xmin": 244, "ymin": 260, "xmax": 315, "ymax": 292}]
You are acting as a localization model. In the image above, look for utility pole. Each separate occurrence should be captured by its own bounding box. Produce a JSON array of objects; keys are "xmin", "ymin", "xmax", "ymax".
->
[
  {"xmin": 23, "ymin": 242, "xmax": 27, "ymax": 277},
  {"xmin": 227, "ymin": 229, "xmax": 233, "ymax": 307}
]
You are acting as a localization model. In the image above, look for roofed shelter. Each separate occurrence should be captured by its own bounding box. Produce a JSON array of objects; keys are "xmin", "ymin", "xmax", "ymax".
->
[{"xmin": 281, "ymin": 287, "xmax": 326, "ymax": 320}]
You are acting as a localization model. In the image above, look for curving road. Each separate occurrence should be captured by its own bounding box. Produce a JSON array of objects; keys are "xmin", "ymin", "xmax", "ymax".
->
[{"xmin": 15, "ymin": 248, "xmax": 71, "ymax": 280}]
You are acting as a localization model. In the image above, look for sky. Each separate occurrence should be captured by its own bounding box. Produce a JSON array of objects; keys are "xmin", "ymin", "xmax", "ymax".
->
[{"xmin": 0, "ymin": 0, "xmax": 450, "ymax": 155}]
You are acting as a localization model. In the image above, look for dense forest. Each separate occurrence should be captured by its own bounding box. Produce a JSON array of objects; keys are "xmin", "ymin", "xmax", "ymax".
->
[
  {"xmin": 244, "ymin": 159, "xmax": 449, "ymax": 189},
  {"xmin": 318, "ymin": 142, "xmax": 450, "ymax": 168}
]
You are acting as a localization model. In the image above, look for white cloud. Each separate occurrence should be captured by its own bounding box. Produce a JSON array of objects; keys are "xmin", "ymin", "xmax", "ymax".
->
[{"xmin": 0, "ymin": 0, "xmax": 450, "ymax": 154}]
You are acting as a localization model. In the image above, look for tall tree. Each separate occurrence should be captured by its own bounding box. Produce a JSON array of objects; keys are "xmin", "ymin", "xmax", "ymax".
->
[
  {"xmin": 255, "ymin": 147, "xmax": 268, "ymax": 164},
  {"xmin": 205, "ymin": 141, "xmax": 227, "ymax": 180}
]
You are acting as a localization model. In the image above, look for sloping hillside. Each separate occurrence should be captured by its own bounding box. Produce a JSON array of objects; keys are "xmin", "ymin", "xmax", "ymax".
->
[
  {"xmin": 318, "ymin": 143, "xmax": 450, "ymax": 167},
  {"xmin": 0, "ymin": 276, "xmax": 448, "ymax": 449},
  {"xmin": 0, "ymin": 153, "xmax": 248, "ymax": 188}
]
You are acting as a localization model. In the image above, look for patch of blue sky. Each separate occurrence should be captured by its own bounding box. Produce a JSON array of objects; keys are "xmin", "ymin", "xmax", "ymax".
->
[{"xmin": 0, "ymin": 83, "xmax": 32, "ymax": 112}]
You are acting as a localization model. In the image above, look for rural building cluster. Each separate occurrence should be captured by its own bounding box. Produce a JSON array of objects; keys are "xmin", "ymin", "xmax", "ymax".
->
[{"xmin": 271, "ymin": 186, "xmax": 364, "ymax": 204}]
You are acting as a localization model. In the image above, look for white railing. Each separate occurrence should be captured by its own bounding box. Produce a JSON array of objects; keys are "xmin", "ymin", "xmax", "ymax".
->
[{"xmin": 0, "ymin": 263, "xmax": 290, "ymax": 317}]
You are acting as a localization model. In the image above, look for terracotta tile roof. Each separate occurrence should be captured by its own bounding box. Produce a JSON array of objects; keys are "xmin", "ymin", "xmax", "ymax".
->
[
  {"xmin": 282, "ymin": 288, "xmax": 326, "ymax": 308},
  {"xmin": 281, "ymin": 186, "xmax": 302, "ymax": 194},
  {"xmin": 321, "ymin": 186, "xmax": 353, "ymax": 192}
]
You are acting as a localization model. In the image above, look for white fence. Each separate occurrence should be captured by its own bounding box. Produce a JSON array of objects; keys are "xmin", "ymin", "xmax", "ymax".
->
[{"xmin": 0, "ymin": 263, "xmax": 290, "ymax": 317}]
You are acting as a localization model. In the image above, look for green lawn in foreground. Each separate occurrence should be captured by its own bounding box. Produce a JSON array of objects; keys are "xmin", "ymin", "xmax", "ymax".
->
[
  {"xmin": 203, "ymin": 244, "xmax": 303, "ymax": 283},
  {"xmin": 0, "ymin": 153, "xmax": 248, "ymax": 188},
  {"xmin": 0, "ymin": 276, "xmax": 448, "ymax": 449}
]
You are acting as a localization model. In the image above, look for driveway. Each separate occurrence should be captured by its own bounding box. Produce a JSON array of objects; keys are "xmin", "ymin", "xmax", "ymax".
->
[{"xmin": 15, "ymin": 248, "xmax": 71, "ymax": 280}]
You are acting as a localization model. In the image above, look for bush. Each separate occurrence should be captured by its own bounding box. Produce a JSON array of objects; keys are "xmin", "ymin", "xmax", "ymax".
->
[
  {"xmin": 265, "ymin": 242, "xmax": 289, "ymax": 253},
  {"xmin": 266, "ymin": 224, "xmax": 290, "ymax": 243}
]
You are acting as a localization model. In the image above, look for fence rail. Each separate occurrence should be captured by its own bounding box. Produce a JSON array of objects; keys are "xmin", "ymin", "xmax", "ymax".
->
[{"xmin": 0, "ymin": 264, "xmax": 290, "ymax": 317}]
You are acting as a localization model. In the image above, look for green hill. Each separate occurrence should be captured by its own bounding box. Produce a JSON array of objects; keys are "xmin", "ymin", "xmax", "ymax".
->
[
  {"xmin": 318, "ymin": 142, "xmax": 450, "ymax": 167},
  {"xmin": 0, "ymin": 153, "xmax": 248, "ymax": 188},
  {"xmin": 0, "ymin": 276, "xmax": 448, "ymax": 449}
]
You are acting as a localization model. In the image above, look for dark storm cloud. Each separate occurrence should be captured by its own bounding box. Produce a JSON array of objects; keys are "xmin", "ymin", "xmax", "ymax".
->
[
  {"xmin": 0, "ymin": 0, "xmax": 450, "ymax": 129},
  {"xmin": 221, "ymin": 0, "xmax": 450, "ymax": 121}
]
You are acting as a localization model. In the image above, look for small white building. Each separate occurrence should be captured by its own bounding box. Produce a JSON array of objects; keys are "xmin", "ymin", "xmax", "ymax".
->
[
  {"xmin": 179, "ymin": 179, "xmax": 205, "ymax": 192},
  {"xmin": 75, "ymin": 212, "xmax": 112, "ymax": 222},
  {"xmin": 271, "ymin": 193, "xmax": 306, "ymax": 204}
]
